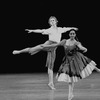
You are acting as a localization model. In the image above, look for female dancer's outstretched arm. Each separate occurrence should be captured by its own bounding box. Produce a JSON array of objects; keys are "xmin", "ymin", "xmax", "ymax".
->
[
  {"xmin": 77, "ymin": 42, "xmax": 100, "ymax": 72},
  {"xmin": 77, "ymin": 42, "xmax": 87, "ymax": 52}
]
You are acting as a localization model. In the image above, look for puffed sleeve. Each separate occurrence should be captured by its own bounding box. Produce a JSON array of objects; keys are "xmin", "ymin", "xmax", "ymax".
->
[{"xmin": 76, "ymin": 41, "xmax": 81, "ymax": 45}]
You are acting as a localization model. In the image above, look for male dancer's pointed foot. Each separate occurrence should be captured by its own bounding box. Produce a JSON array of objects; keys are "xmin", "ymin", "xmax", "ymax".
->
[
  {"xmin": 48, "ymin": 83, "xmax": 56, "ymax": 90},
  {"xmin": 13, "ymin": 50, "xmax": 21, "ymax": 54}
]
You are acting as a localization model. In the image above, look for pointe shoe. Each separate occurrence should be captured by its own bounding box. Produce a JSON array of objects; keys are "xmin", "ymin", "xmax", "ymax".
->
[
  {"xmin": 13, "ymin": 50, "xmax": 20, "ymax": 54},
  {"xmin": 68, "ymin": 96, "xmax": 71, "ymax": 100},
  {"xmin": 48, "ymin": 83, "xmax": 56, "ymax": 90}
]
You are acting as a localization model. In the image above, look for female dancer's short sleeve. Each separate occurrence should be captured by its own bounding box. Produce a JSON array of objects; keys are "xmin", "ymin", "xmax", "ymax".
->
[
  {"xmin": 76, "ymin": 41, "xmax": 84, "ymax": 50},
  {"xmin": 75, "ymin": 41, "xmax": 81, "ymax": 45}
]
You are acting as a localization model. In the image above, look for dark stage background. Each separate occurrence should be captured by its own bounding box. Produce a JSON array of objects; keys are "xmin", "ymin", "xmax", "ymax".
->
[{"xmin": 2, "ymin": 1, "xmax": 100, "ymax": 74}]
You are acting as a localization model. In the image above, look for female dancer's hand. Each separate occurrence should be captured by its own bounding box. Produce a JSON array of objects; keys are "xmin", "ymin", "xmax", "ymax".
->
[{"xmin": 83, "ymin": 48, "xmax": 87, "ymax": 53}]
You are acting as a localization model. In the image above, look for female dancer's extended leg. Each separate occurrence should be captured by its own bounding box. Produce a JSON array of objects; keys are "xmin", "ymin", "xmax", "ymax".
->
[{"xmin": 91, "ymin": 61, "xmax": 100, "ymax": 72}]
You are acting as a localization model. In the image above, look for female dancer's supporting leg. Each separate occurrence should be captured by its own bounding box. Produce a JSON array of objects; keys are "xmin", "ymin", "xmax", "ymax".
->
[{"xmin": 68, "ymin": 82, "xmax": 74, "ymax": 100}]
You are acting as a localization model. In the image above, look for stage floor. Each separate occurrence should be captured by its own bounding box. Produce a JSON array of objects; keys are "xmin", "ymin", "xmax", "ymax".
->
[{"xmin": 0, "ymin": 72, "xmax": 100, "ymax": 100}]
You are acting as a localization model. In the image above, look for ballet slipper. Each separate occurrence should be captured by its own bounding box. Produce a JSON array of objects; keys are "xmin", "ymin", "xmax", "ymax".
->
[
  {"xmin": 68, "ymin": 93, "xmax": 74, "ymax": 100},
  {"xmin": 70, "ymin": 94, "xmax": 74, "ymax": 100}
]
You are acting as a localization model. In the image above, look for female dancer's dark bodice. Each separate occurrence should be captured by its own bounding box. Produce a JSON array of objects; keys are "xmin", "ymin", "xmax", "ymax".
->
[{"xmin": 64, "ymin": 43, "xmax": 79, "ymax": 56}]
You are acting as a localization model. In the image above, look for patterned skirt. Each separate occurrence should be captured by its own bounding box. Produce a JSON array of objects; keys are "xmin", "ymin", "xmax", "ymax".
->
[{"xmin": 56, "ymin": 52, "xmax": 96, "ymax": 83}]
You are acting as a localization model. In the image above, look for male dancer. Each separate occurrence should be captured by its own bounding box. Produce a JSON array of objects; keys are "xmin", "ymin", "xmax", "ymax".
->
[{"xmin": 13, "ymin": 16, "xmax": 78, "ymax": 89}]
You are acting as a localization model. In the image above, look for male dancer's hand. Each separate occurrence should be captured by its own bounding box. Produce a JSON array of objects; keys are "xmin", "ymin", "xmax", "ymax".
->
[
  {"xmin": 25, "ymin": 29, "xmax": 33, "ymax": 33},
  {"xmin": 83, "ymin": 48, "xmax": 87, "ymax": 53},
  {"xmin": 72, "ymin": 27, "xmax": 78, "ymax": 30}
]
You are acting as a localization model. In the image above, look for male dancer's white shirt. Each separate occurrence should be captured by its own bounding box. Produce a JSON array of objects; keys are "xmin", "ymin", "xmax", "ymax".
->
[{"xmin": 42, "ymin": 27, "xmax": 68, "ymax": 43}]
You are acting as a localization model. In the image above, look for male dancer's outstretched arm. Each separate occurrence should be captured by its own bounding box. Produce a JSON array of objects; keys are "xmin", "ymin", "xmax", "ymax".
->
[
  {"xmin": 25, "ymin": 29, "xmax": 47, "ymax": 34},
  {"xmin": 63, "ymin": 27, "xmax": 78, "ymax": 32}
]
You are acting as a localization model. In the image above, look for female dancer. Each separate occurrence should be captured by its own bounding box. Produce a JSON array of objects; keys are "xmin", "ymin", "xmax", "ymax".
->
[
  {"xmin": 54, "ymin": 30, "xmax": 100, "ymax": 100},
  {"xmin": 12, "ymin": 16, "xmax": 78, "ymax": 89}
]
